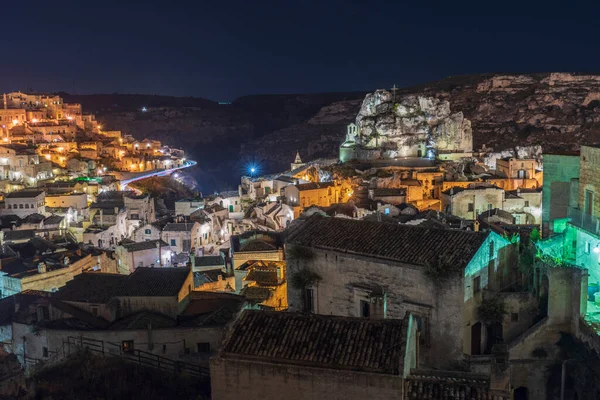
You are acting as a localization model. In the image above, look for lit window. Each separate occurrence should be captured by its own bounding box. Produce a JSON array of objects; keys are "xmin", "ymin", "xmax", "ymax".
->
[
  {"xmin": 384, "ymin": 207, "xmax": 390, "ymax": 215},
  {"xmin": 122, "ymin": 340, "xmax": 134, "ymax": 354}
]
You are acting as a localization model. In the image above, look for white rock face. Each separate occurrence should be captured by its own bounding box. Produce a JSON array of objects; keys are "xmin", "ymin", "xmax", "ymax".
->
[{"xmin": 350, "ymin": 89, "xmax": 473, "ymax": 159}]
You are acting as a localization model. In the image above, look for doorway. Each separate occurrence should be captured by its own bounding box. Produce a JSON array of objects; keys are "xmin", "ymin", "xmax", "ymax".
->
[
  {"xmin": 514, "ymin": 387, "xmax": 528, "ymax": 400},
  {"xmin": 471, "ymin": 322, "xmax": 482, "ymax": 355}
]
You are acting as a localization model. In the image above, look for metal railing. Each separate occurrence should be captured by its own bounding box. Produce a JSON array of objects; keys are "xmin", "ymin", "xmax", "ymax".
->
[
  {"xmin": 62, "ymin": 336, "xmax": 210, "ymax": 378},
  {"xmin": 568, "ymin": 207, "xmax": 600, "ymax": 235}
]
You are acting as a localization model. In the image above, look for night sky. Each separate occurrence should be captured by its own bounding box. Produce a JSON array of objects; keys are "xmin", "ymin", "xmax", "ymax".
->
[{"xmin": 2, "ymin": 0, "xmax": 598, "ymax": 101}]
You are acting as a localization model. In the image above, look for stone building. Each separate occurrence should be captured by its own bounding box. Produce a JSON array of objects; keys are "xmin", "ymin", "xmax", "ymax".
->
[
  {"xmin": 115, "ymin": 239, "xmax": 172, "ymax": 273},
  {"xmin": 175, "ymin": 198, "xmax": 204, "ymax": 216},
  {"xmin": 286, "ymin": 215, "xmax": 511, "ymax": 368},
  {"xmin": 0, "ymin": 273, "xmax": 244, "ymax": 370},
  {"xmin": 0, "ymin": 253, "xmax": 96, "ymax": 298},
  {"xmin": 541, "ymin": 152, "xmax": 580, "ymax": 237},
  {"xmin": 210, "ymin": 310, "xmax": 417, "ymax": 400},
  {"xmin": 3, "ymin": 190, "xmax": 46, "ymax": 218},
  {"xmin": 441, "ymin": 185, "xmax": 504, "ymax": 220},
  {"xmin": 162, "ymin": 222, "xmax": 200, "ymax": 255},
  {"xmin": 283, "ymin": 181, "xmax": 341, "ymax": 218},
  {"xmin": 495, "ymin": 157, "xmax": 542, "ymax": 185},
  {"xmin": 211, "ymin": 310, "xmax": 509, "ymax": 400}
]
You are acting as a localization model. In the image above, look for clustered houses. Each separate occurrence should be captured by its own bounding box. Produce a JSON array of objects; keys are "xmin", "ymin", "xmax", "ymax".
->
[
  {"xmin": 0, "ymin": 268, "xmax": 245, "ymax": 371},
  {"xmin": 1, "ymin": 88, "xmax": 598, "ymax": 400},
  {"xmin": 0, "ymin": 91, "xmax": 187, "ymax": 186}
]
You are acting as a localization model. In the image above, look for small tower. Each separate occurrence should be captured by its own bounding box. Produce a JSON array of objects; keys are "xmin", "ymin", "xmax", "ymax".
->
[{"xmin": 290, "ymin": 151, "xmax": 305, "ymax": 171}]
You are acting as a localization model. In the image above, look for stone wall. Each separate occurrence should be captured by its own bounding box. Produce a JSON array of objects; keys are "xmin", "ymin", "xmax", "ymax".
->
[
  {"xmin": 286, "ymin": 247, "xmax": 465, "ymax": 368},
  {"xmin": 579, "ymin": 146, "xmax": 600, "ymax": 217},
  {"xmin": 542, "ymin": 154, "xmax": 580, "ymax": 237},
  {"xmin": 210, "ymin": 357, "xmax": 404, "ymax": 400}
]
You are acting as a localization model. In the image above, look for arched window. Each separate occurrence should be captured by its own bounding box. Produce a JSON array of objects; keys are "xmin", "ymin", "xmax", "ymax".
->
[
  {"xmin": 19, "ymin": 204, "xmax": 23, "ymax": 209},
  {"xmin": 25, "ymin": 204, "xmax": 29, "ymax": 209}
]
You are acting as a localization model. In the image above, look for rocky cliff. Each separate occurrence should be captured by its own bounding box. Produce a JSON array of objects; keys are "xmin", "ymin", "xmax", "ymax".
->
[{"xmin": 65, "ymin": 73, "xmax": 600, "ymax": 191}]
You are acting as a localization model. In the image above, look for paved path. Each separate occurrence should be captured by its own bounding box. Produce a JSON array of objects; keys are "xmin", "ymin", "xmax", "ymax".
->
[{"xmin": 119, "ymin": 160, "xmax": 197, "ymax": 188}]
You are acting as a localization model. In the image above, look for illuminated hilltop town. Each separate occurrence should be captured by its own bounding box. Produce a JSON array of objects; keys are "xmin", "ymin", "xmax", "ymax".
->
[{"xmin": 1, "ymin": 88, "xmax": 600, "ymax": 400}]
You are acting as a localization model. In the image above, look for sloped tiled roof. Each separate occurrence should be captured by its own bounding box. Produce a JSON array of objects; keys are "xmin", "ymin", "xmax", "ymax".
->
[
  {"xmin": 55, "ymin": 267, "xmax": 190, "ymax": 302},
  {"xmin": 109, "ymin": 311, "xmax": 177, "ymax": 330},
  {"xmin": 404, "ymin": 370, "xmax": 508, "ymax": 400},
  {"xmin": 194, "ymin": 255, "xmax": 224, "ymax": 267},
  {"xmin": 55, "ymin": 273, "xmax": 128, "ymax": 303},
  {"xmin": 288, "ymin": 215, "xmax": 488, "ymax": 269},
  {"xmin": 221, "ymin": 310, "xmax": 407, "ymax": 375},
  {"xmin": 239, "ymin": 239, "xmax": 277, "ymax": 252},
  {"xmin": 245, "ymin": 266, "xmax": 278, "ymax": 285},
  {"xmin": 240, "ymin": 286, "xmax": 272, "ymax": 301},
  {"xmin": 4, "ymin": 229, "xmax": 36, "ymax": 241},
  {"xmin": 163, "ymin": 222, "xmax": 195, "ymax": 232},
  {"xmin": 295, "ymin": 181, "xmax": 335, "ymax": 191},
  {"xmin": 372, "ymin": 188, "xmax": 407, "ymax": 197},
  {"xmin": 5, "ymin": 190, "xmax": 44, "ymax": 199},
  {"xmin": 121, "ymin": 267, "xmax": 190, "ymax": 297},
  {"xmin": 122, "ymin": 239, "xmax": 168, "ymax": 252}
]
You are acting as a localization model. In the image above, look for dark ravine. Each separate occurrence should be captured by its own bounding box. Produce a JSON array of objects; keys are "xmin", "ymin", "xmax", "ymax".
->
[{"xmin": 63, "ymin": 73, "xmax": 600, "ymax": 191}]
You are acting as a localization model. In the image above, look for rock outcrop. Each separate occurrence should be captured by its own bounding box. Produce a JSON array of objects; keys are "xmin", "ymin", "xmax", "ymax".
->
[
  {"xmin": 66, "ymin": 73, "xmax": 600, "ymax": 190},
  {"xmin": 345, "ymin": 90, "xmax": 472, "ymax": 160}
]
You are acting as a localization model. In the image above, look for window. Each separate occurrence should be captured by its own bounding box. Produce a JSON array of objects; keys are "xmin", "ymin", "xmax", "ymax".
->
[
  {"xmin": 130, "ymin": 213, "xmax": 139, "ymax": 220},
  {"xmin": 511, "ymin": 313, "xmax": 519, "ymax": 322},
  {"xmin": 145, "ymin": 229, "xmax": 151, "ymax": 234},
  {"xmin": 37, "ymin": 306, "xmax": 49, "ymax": 321},
  {"xmin": 384, "ymin": 207, "xmax": 390, "ymax": 215},
  {"xmin": 42, "ymin": 347, "xmax": 48, "ymax": 358},
  {"xmin": 196, "ymin": 342, "xmax": 211, "ymax": 353},
  {"xmin": 303, "ymin": 287, "xmax": 314, "ymax": 313},
  {"xmin": 468, "ymin": 203, "xmax": 474, "ymax": 212},
  {"xmin": 24, "ymin": 204, "xmax": 29, "ymax": 209},
  {"xmin": 473, "ymin": 276, "xmax": 481, "ymax": 294},
  {"xmin": 122, "ymin": 340, "xmax": 134, "ymax": 354},
  {"xmin": 19, "ymin": 204, "xmax": 23, "ymax": 209},
  {"xmin": 585, "ymin": 190, "xmax": 594, "ymax": 215},
  {"xmin": 170, "ymin": 239, "xmax": 176, "ymax": 246},
  {"xmin": 360, "ymin": 299, "xmax": 370, "ymax": 318},
  {"xmin": 184, "ymin": 347, "xmax": 191, "ymax": 355},
  {"xmin": 487, "ymin": 203, "xmax": 492, "ymax": 210},
  {"xmin": 162, "ymin": 344, "xmax": 167, "ymax": 353},
  {"xmin": 586, "ymin": 242, "xmax": 591, "ymax": 254},
  {"xmin": 525, "ymin": 200, "xmax": 530, "ymax": 207},
  {"xmin": 489, "ymin": 241, "xmax": 495, "ymax": 258},
  {"xmin": 413, "ymin": 315, "xmax": 429, "ymax": 347},
  {"xmin": 91, "ymin": 307, "xmax": 98, "ymax": 317}
]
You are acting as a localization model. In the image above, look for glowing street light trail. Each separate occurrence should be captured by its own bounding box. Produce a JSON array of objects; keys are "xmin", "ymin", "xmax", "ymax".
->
[{"xmin": 120, "ymin": 160, "xmax": 197, "ymax": 188}]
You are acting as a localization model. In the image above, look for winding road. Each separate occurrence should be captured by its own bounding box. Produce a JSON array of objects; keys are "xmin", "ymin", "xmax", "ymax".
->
[{"xmin": 119, "ymin": 160, "xmax": 197, "ymax": 189}]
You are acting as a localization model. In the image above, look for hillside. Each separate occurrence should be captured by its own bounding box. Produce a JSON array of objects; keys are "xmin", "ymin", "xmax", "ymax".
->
[{"xmin": 63, "ymin": 73, "xmax": 600, "ymax": 191}]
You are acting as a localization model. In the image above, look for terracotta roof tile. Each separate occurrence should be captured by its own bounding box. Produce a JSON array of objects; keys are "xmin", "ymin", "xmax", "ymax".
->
[
  {"xmin": 221, "ymin": 310, "xmax": 407, "ymax": 374},
  {"xmin": 287, "ymin": 215, "xmax": 488, "ymax": 269}
]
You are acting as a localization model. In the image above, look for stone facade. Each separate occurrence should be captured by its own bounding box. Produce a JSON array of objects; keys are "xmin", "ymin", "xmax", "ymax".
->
[
  {"xmin": 541, "ymin": 153, "xmax": 580, "ymax": 237},
  {"xmin": 210, "ymin": 358, "xmax": 405, "ymax": 400}
]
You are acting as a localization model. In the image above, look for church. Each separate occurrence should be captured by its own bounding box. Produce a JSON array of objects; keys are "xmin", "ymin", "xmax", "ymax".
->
[{"xmin": 339, "ymin": 89, "xmax": 473, "ymax": 163}]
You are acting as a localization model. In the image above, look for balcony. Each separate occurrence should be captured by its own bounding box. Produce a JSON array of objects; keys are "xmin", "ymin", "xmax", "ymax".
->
[{"xmin": 569, "ymin": 206, "xmax": 600, "ymax": 235}]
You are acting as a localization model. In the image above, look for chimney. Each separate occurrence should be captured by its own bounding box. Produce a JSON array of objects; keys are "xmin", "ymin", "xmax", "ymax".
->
[{"xmin": 37, "ymin": 262, "xmax": 47, "ymax": 274}]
